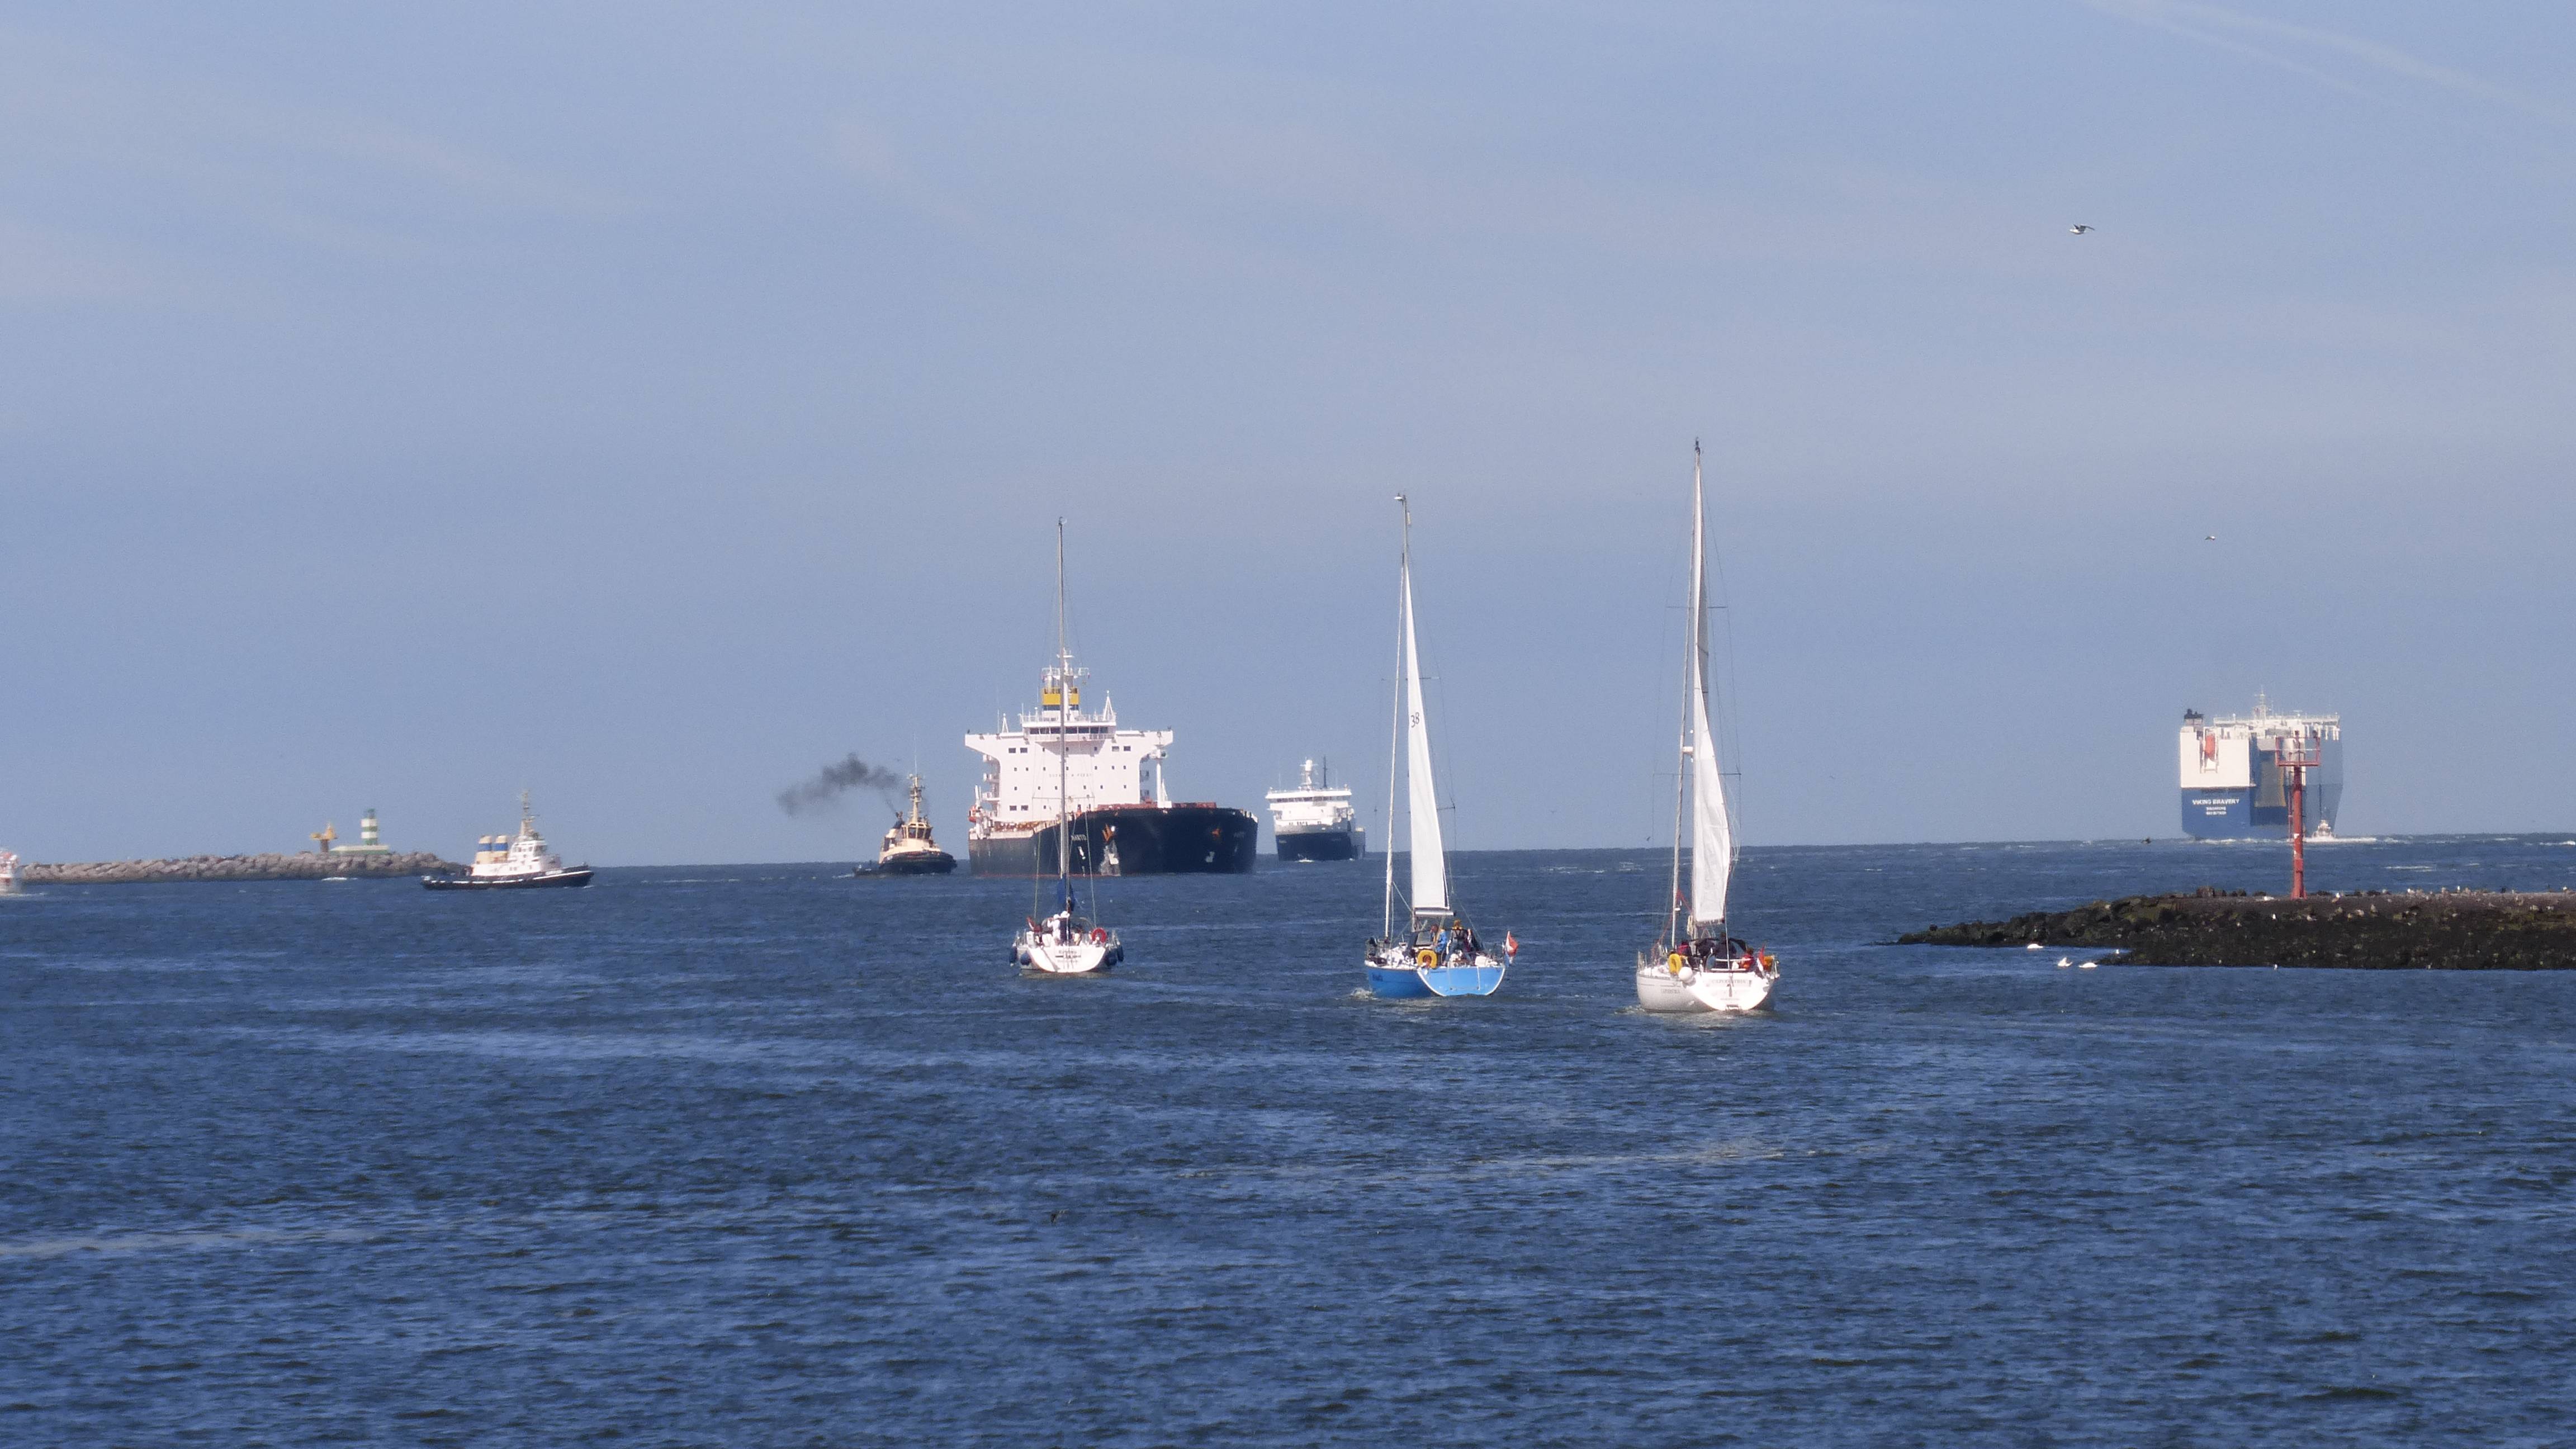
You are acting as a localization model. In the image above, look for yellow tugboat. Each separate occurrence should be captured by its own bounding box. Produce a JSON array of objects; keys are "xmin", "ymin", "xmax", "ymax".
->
[{"xmin": 865, "ymin": 775, "xmax": 956, "ymax": 876}]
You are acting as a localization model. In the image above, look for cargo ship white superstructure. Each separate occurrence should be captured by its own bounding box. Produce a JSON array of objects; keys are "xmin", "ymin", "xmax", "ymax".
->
[{"xmin": 964, "ymin": 659, "xmax": 1256, "ymax": 877}]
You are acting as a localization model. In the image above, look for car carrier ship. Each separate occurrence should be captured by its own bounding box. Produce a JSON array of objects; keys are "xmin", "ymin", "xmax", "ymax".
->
[
  {"xmin": 2179, "ymin": 697, "xmax": 2342, "ymax": 840},
  {"xmin": 963, "ymin": 658, "xmax": 1257, "ymax": 878}
]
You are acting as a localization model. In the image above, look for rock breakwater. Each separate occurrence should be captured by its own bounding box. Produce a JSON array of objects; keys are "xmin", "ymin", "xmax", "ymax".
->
[
  {"xmin": 1900, "ymin": 888, "xmax": 2576, "ymax": 969},
  {"xmin": 25, "ymin": 853, "xmax": 462, "ymax": 885}
]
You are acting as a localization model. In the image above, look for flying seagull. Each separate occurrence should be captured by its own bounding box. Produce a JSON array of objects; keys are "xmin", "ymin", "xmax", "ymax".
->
[
  {"xmin": 2070, "ymin": 224, "xmax": 2095, "ymax": 234},
  {"xmin": 2204, "ymin": 534, "xmax": 2218, "ymax": 541}
]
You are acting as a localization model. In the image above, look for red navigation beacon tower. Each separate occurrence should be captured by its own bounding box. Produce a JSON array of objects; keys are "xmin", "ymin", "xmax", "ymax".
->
[{"xmin": 2280, "ymin": 726, "xmax": 2323, "ymax": 899}]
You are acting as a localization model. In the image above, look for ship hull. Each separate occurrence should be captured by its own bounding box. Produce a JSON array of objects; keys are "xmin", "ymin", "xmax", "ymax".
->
[
  {"xmin": 422, "ymin": 868, "xmax": 593, "ymax": 891},
  {"xmin": 869, "ymin": 849, "xmax": 956, "ymax": 876},
  {"xmin": 2178, "ymin": 787, "xmax": 2345, "ymax": 840},
  {"xmin": 967, "ymin": 804, "xmax": 1259, "ymax": 877},
  {"xmin": 1275, "ymin": 828, "xmax": 1361, "ymax": 862}
]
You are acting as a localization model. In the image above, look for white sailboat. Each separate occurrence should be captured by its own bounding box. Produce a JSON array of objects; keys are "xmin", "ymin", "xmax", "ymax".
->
[
  {"xmin": 1363, "ymin": 496, "xmax": 1510, "ymax": 998},
  {"xmin": 1637, "ymin": 443, "xmax": 1778, "ymax": 1013},
  {"xmin": 1012, "ymin": 521, "xmax": 1123, "ymax": 976}
]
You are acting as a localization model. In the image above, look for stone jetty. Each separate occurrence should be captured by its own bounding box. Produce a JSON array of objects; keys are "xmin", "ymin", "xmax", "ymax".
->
[
  {"xmin": 1900, "ymin": 888, "xmax": 2576, "ymax": 969},
  {"xmin": 25, "ymin": 852, "xmax": 462, "ymax": 885}
]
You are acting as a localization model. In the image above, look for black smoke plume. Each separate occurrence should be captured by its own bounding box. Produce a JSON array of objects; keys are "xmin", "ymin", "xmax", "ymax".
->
[{"xmin": 778, "ymin": 755, "xmax": 903, "ymax": 816}]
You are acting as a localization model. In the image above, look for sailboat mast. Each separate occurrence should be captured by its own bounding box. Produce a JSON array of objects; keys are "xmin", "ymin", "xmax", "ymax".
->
[
  {"xmin": 1669, "ymin": 446, "xmax": 1689, "ymax": 944},
  {"xmin": 1690, "ymin": 441, "xmax": 1714, "ymax": 942},
  {"xmin": 1382, "ymin": 495, "xmax": 1408, "ymax": 940},
  {"xmin": 1055, "ymin": 518, "xmax": 1072, "ymax": 913}
]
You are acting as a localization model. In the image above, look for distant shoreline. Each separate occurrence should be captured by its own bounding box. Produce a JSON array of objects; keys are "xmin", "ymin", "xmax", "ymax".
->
[{"xmin": 24, "ymin": 853, "xmax": 462, "ymax": 885}]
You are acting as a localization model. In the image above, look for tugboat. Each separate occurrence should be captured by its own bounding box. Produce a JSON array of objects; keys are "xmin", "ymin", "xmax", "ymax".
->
[
  {"xmin": 423, "ymin": 792, "xmax": 594, "ymax": 891},
  {"xmin": 861, "ymin": 775, "xmax": 957, "ymax": 876}
]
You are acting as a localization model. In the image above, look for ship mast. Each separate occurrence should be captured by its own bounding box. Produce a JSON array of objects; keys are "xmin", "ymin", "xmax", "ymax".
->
[
  {"xmin": 1055, "ymin": 518, "xmax": 1073, "ymax": 915},
  {"xmin": 1382, "ymin": 495, "xmax": 1408, "ymax": 941}
]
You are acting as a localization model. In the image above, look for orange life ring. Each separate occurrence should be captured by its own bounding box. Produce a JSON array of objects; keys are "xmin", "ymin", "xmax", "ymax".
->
[{"xmin": 1415, "ymin": 947, "xmax": 1438, "ymax": 968}]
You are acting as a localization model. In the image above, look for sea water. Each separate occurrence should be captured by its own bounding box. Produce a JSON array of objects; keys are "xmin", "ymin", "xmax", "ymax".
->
[{"xmin": 4, "ymin": 837, "xmax": 2573, "ymax": 1445}]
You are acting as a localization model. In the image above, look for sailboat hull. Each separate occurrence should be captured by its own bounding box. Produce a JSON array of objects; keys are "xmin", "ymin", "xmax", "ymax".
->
[
  {"xmin": 1015, "ymin": 926, "xmax": 1120, "ymax": 975},
  {"xmin": 1020, "ymin": 940, "xmax": 1115, "ymax": 974},
  {"xmin": 1365, "ymin": 950, "xmax": 1505, "ymax": 999},
  {"xmin": 1421, "ymin": 958, "xmax": 1506, "ymax": 996},
  {"xmin": 1365, "ymin": 964, "xmax": 1436, "ymax": 998},
  {"xmin": 1635, "ymin": 958, "xmax": 1776, "ymax": 1013}
]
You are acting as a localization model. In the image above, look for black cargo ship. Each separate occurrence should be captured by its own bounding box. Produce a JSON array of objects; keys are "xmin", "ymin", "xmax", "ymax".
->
[{"xmin": 966, "ymin": 802, "xmax": 1258, "ymax": 877}]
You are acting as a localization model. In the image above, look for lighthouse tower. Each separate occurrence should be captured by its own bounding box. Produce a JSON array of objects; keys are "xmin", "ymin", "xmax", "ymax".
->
[{"xmin": 330, "ymin": 809, "xmax": 395, "ymax": 856}]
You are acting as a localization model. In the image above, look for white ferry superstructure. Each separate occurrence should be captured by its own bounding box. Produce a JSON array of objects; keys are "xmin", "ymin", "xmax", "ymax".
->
[{"xmin": 1265, "ymin": 758, "xmax": 1363, "ymax": 861}]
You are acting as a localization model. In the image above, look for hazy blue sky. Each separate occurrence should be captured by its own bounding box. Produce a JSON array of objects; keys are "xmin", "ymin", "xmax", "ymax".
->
[{"xmin": 4, "ymin": 2, "xmax": 2571, "ymax": 863}]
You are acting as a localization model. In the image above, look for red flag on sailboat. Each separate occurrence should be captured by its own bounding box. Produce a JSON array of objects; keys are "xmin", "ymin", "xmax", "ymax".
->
[{"xmin": 1504, "ymin": 931, "xmax": 1519, "ymax": 957}]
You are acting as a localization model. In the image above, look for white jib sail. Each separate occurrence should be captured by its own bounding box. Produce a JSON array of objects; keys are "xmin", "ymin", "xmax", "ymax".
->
[
  {"xmin": 1687, "ymin": 461, "xmax": 1732, "ymax": 928},
  {"xmin": 1401, "ymin": 556, "xmax": 1448, "ymax": 916}
]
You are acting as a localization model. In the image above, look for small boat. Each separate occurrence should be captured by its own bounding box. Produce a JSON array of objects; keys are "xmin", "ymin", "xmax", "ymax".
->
[
  {"xmin": 1636, "ymin": 443, "xmax": 1778, "ymax": 1014},
  {"xmin": 861, "ymin": 775, "xmax": 956, "ymax": 875},
  {"xmin": 1362, "ymin": 496, "xmax": 1510, "ymax": 999},
  {"xmin": 0, "ymin": 850, "xmax": 20, "ymax": 896},
  {"xmin": 1009, "ymin": 522, "xmax": 1121, "ymax": 975},
  {"xmin": 423, "ymin": 792, "xmax": 594, "ymax": 891}
]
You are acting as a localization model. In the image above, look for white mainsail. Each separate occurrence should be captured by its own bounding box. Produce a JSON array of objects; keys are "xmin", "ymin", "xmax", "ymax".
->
[
  {"xmin": 1400, "ymin": 548, "xmax": 1448, "ymax": 916},
  {"xmin": 1685, "ymin": 453, "xmax": 1733, "ymax": 927}
]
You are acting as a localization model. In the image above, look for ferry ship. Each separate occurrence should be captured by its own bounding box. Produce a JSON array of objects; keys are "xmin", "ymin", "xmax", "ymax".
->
[
  {"xmin": 2179, "ymin": 697, "xmax": 2342, "ymax": 840},
  {"xmin": 423, "ymin": 793, "xmax": 594, "ymax": 889},
  {"xmin": 866, "ymin": 775, "xmax": 956, "ymax": 875},
  {"xmin": 964, "ymin": 660, "xmax": 1256, "ymax": 877},
  {"xmin": 1265, "ymin": 758, "xmax": 1363, "ymax": 861}
]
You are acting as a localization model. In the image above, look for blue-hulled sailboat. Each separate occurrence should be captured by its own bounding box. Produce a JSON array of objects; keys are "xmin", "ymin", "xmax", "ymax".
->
[{"xmin": 1363, "ymin": 496, "xmax": 1510, "ymax": 998}]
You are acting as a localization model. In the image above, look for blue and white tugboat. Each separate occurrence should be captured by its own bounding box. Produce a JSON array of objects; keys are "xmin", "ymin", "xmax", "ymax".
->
[
  {"xmin": 1362, "ymin": 496, "xmax": 1510, "ymax": 999},
  {"xmin": 423, "ymin": 792, "xmax": 593, "ymax": 891}
]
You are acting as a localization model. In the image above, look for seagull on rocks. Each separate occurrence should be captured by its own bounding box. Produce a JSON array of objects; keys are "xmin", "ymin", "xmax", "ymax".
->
[{"xmin": 2070, "ymin": 224, "xmax": 2095, "ymax": 234}]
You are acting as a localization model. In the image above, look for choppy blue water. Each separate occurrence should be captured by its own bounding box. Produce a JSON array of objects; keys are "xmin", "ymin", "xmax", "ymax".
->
[{"xmin": 6, "ymin": 836, "xmax": 2574, "ymax": 1446}]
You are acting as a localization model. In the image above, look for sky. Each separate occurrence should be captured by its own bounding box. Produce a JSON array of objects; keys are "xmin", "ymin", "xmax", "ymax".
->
[{"xmin": 2, "ymin": 1, "xmax": 2572, "ymax": 864}]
